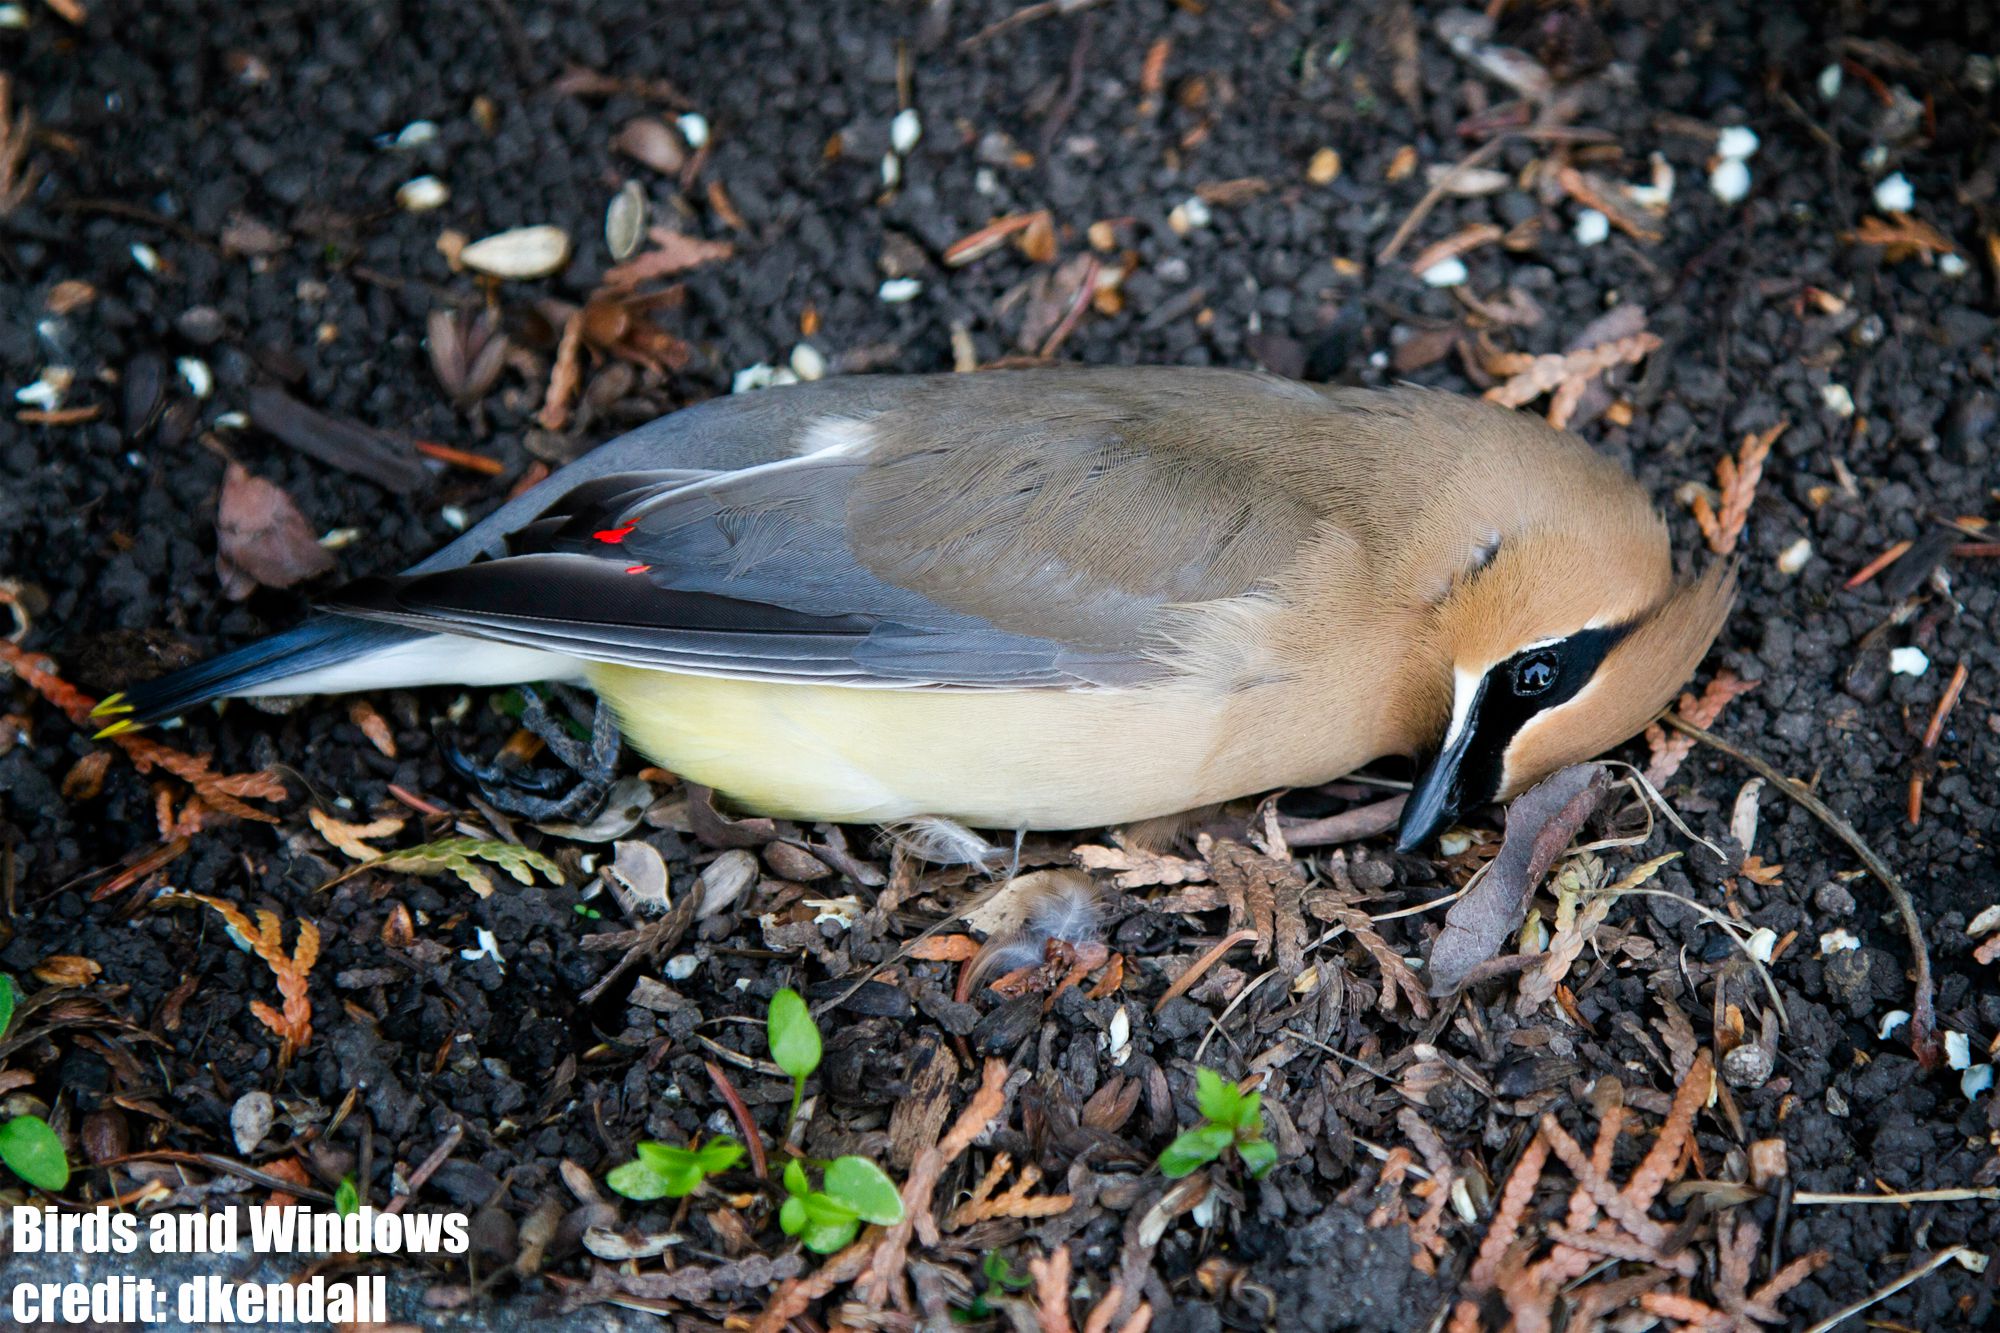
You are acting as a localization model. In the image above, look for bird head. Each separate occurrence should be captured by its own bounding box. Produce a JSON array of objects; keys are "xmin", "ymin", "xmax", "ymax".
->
[{"xmin": 1395, "ymin": 514, "xmax": 1735, "ymax": 854}]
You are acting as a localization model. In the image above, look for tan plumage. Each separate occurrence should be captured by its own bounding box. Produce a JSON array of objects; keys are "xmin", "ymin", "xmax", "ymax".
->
[{"xmin": 104, "ymin": 368, "xmax": 1733, "ymax": 846}]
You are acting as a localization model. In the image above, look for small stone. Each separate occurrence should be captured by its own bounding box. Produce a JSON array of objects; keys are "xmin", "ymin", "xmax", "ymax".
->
[
  {"xmin": 1872, "ymin": 172, "xmax": 1914, "ymax": 214},
  {"xmin": 1722, "ymin": 1041, "xmax": 1775, "ymax": 1088},
  {"xmin": 1817, "ymin": 64, "xmax": 1844, "ymax": 99},
  {"xmin": 1877, "ymin": 1010, "xmax": 1910, "ymax": 1040},
  {"xmin": 396, "ymin": 176, "xmax": 450, "ymax": 212},
  {"xmin": 789, "ymin": 343, "xmax": 827, "ymax": 382},
  {"xmin": 878, "ymin": 277, "xmax": 923, "ymax": 303},
  {"xmin": 1420, "ymin": 257, "xmax": 1469, "ymax": 288},
  {"xmin": 1889, "ymin": 646, "xmax": 1930, "ymax": 677},
  {"xmin": 1812, "ymin": 881, "xmax": 1857, "ymax": 915},
  {"xmin": 676, "ymin": 112, "xmax": 710, "ymax": 149},
  {"xmin": 1573, "ymin": 209, "xmax": 1610, "ymax": 246},
  {"xmin": 890, "ymin": 107, "xmax": 922, "ymax": 155},
  {"xmin": 1822, "ymin": 946, "xmax": 1872, "ymax": 1013},
  {"xmin": 1819, "ymin": 383, "xmax": 1855, "ymax": 417},
  {"xmin": 1776, "ymin": 537, "xmax": 1812, "ymax": 575},
  {"xmin": 1307, "ymin": 147, "xmax": 1342, "ymax": 185},
  {"xmin": 1716, "ymin": 126, "xmax": 1760, "ymax": 160},
  {"xmin": 1709, "ymin": 159, "xmax": 1751, "ymax": 205}
]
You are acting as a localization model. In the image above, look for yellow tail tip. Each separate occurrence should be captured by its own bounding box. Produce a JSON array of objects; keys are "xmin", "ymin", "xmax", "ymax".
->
[
  {"xmin": 89, "ymin": 693, "xmax": 133, "ymax": 718},
  {"xmin": 93, "ymin": 719, "xmax": 142, "ymax": 739}
]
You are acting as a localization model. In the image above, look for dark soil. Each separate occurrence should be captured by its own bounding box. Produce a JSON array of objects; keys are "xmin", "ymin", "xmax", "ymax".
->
[{"xmin": 3, "ymin": 1, "xmax": 1998, "ymax": 1328}]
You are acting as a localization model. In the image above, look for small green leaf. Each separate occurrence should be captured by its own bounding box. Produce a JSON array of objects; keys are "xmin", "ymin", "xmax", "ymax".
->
[
  {"xmin": 779, "ymin": 1195, "xmax": 807, "ymax": 1236},
  {"xmin": 824, "ymin": 1155, "xmax": 904, "ymax": 1225},
  {"xmin": 366, "ymin": 836, "xmax": 563, "ymax": 898},
  {"xmin": 0, "ymin": 1115, "xmax": 68, "ymax": 1192},
  {"xmin": 1194, "ymin": 1067, "xmax": 1237, "ymax": 1124},
  {"xmin": 799, "ymin": 1212, "xmax": 861, "ymax": 1254},
  {"xmin": 607, "ymin": 1159, "xmax": 671, "ymax": 1201},
  {"xmin": 803, "ymin": 1191, "xmax": 860, "ymax": 1226},
  {"xmin": 784, "ymin": 1158, "xmax": 810, "ymax": 1198},
  {"xmin": 0, "ymin": 973, "xmax": 15, "ymax": 1039},
  {"xmin": 658, "ymin": 1160, "xmax": 705, "ymax": 1197},
  {"xmin": 1236, "ymin": 1090, "xmax": 1262, "ymax": 1131},
  {"xmin": 333, "ymin": 1174, "xmax": 359, "ymax": 1216},
  {"xmin": 767, "ymin": 988, "xmax": 822, "ymax": 1082},
  {"xmin": 985, "ymin": 1251, "xmax": 1033, "ymax": 1291},
  {"xmin": 635, "ymin": 1141, "xmax": 690, "ymax": 1172},
  {"xmin": 1158, "ymin": 1126, "xmax": 1226, "ymax": 1179},
  {"xmin": 1236, "ymin": 1137, "xmax": 1278, "ymax": 1179},
  {"xmin": 696, "ymin": 1138, "xmax": 744, "ymax": 1174}
]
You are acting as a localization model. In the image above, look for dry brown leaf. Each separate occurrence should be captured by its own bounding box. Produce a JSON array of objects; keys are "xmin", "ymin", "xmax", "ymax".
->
[
  {"xmin": 908, "ymin": 934, "xmax": 980, "ymax": 962},
  {"xmin": 945, "ymin": 1151, "xmax": 1075, "ymax": 1228},
  {"xmin": 1844, "ymin": 212, "xmax": 1958, "ymax": 262},
  {"xmin": 1408, "ymin": 222, "xmax": 1504, "ymax": 276},
  {"xmin": 1553, "ymin": 165, "xmax": 1662, "ymax": 243},
  {"xmin": 943, "ymin": 210, "xmax": 1050, "ymax": 267},
  {"xmin": 60, "ymin": 749, "xmax": 112, "ymax": 801},
  {"xmin": 538, "ymin": 308, "xmax": 585, "ymax": 432},
  {"xmin": 309, "ymin": 807, "xmax": 407, "ymax": 862},
  {"xmin": 1708, "ymin": 422, "xmax": 1783, "ymax": 555},
  {"xmin": 348, "ymin": 699, "xmax": 397, "ymax": 758},
  {"xmin": 1074, "ymin": 839, "xmax": 1209, "ymax": 889},
  {"xmin": 173, "ymin": 894, "xmax": 320, "ymax": 1065},
  {"xmin": 1642, "ymin": 670, "xmax": 1758, "ymax": 786},
  {"xmin": 215, "ymin": 463, "xmax": 336, "ymax": 599},
  {"xmin": 603, "ymin": 227, "xmax": 734, "ymax": 288},
  {"xmin": 1483, "ymin": 332, "xmax": 1661, "ymax": 430},
  {"xmin": 33, "ymin": 955, "xmax": 102, "ymax": 987}
]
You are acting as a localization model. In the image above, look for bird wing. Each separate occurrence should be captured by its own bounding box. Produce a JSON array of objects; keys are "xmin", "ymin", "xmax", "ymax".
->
[{"xmin": 327, "ymin": 369, "xmax": 1330, "ymax": 689}]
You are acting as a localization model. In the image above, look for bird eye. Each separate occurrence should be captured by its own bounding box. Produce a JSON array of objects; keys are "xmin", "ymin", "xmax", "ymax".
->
[{"xmin": 1512, "ymin": 651, "xmax": 1560, "ymax": 697}]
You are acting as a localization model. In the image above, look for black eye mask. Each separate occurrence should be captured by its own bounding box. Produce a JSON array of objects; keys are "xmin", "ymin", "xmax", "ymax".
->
[{"xmin": 1396, "ymin": 623, "xmax": 1631, "ymax": 853}]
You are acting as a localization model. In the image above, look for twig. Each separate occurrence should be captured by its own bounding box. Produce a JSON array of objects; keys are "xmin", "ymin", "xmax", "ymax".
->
[
  {"xmin": 1152, "ymin": 929, "xmax": 1256, "ymax": 1012},
  {"xmin": 1038, "ymin": 254, "xmax": 1102, "ymax": 359},
  {"xmin": 385, "ymin": 1125, "xmax": 466, "ymax": 1214},
  {"xmin": 1794, "ymin": 1187, "xmax": 2000, "ymax": 1205},
  {"xmin": 1908, "ymin": 660, "xmax": 1970, "ymax": 826},
  {"xmin": 1658, "ymin": 714, "xmax": 1937, "ymax": 1066},
  {"xmin": 960, "ymin": 0, "xmax": 1108, "ymax": 50},
  {"xmin": 705, "ymin": 1059, "xmax": 768, "ymax": 1179},
  {"xmin": 1278, "ymin": 795, "xmax": 1406, "ymax": 847},
  {"xmin": 1800, "ymin": 1246, "xmax": 1982, "ymax": 1333},
  {"xmin": 1379, "ymin": 136, "xmax": 1511, "ymax": 262},
  {"xmin": 1844, "ymin": 538, "xmax": 1912, "ymax": 590}
]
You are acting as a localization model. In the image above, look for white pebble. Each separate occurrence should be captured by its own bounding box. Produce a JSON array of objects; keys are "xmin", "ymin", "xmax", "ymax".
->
[
  {"xmin": 213, "ymin": 411, "xmax": 248, "ymax": 430},
  {"xmin": 789, "ymin": 343, "xmax": 827, "ymax": 382},
  {"xmin": 1945, "ymin": 1030, "xmax": 1973, "ymax": 1070},
  {"xmin": 440, "ymin": 505, "xmax": 469, "ymax": 532},
  {"xmin": 731, "ymin": 362, "xmax": 799, "ymax": 394},
  {"xmin": 1820, "ymin": 383, "xmax": 1855, "ymax": 417},
  {"xmin": 1777, "ymin": 537, "xmax": 1813, "ymax": 575},
  {"xmin": 1709, "ymin": 158, "xmax": 1751, "ymax": 204},
  {"xmin": 1168, "ymin": 196, "xmax": 1213, "ymax": 234},
  {"xmin": 1573, "ymin": 209, "xmax": 1610, "ymax": 246},
  {"xmin": 1628, "ymin": 154, "xmax": 1676, "ymax": 209},
  {"xmin": 460, "ymin": 927, "xmax": 505, "ymax": 971},
  {"xmin": 1964, "ymin": 1065, "xmax": 1995, "ymax": 1101},
  {"xmin": 1940, "ymin": 252, "xmax": 1969, "ymax": 277},
  {"xmin": 393, "ymin": 120, "xmax": 439, "ymax": 150},
  {"xmin": 890, "ymin": 107, "xmax": 922, "ymax": 155},
  {"xmin": 1877, "ymin": 1010, "xmax": 1911, "ymax": 1040},
  {"xmin": 0, "ymin": 6, "xmax": 27, "ymax": 30},
  {"xmin": 1818, "ymin": 928, "xmax": 1860, "ymax": 955},
  {"xmin": 1437, "ymin": 828, "xmax": 1472, "ymax": 857},
  {"xmin": 1889, "ymin": 646, "xmax": 1930, "ymax": 677},
  {"xmin": 1872, "ymin": 172, "xmax": 1914, "ymax": 213},
  {"xmin": 130, "ymin": 242, "xmax": 163, "ymax": 274},
  {"xmin": 880, "ymin": 152, "xmax": 901, "ymax": 188},
  {"xmin": 1745, "ymin": 927, "xmax": 1778, "ymax": 964},
  {"xmin": 1716, "ymin": 126, "xmax": 1760, "ymax": 160},
  {"xmin": 1817, "ymin": 64, "xmax": 1843, "ymax": 100},
  {"xmin": 396, "ymin": 175, "xmax": 450, "ymax": 212},
  {"xmin": 176, "ymin": 356, "xmax": 212, "ymax": 399},
  {"xmin": 663, "ymin": 954, "xmax": 699, "ymax": 981},
  {"xmin": 1420, "ymin": 257, "xmax": 1469, "ymax": 288},
  {"xmin": 878, "ymin": 277, "xmax": 923, "ymax": 304},
  {"xmin": 1969, "ymin": 904, "xmax": 2000, "ymax": 937},
  {"xmin": 675, "ymin": 113, "xmax": 710, "ymax": 149},
  {"xmin": 1106, "ymin": 1006, "xmax": 1131, "ymax": 1066},
  {"xmin": 1861, "ymin": 144, "xmax": 1889, "ymax": 172},
  {"xmin": 15, "ymin": 375, "xmax": 66, "ymax": 409}
]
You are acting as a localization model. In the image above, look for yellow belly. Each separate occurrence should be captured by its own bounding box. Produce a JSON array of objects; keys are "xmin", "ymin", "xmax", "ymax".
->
[{"xmin": 587, "ymin": 665, "xmax": 1261, "ymax": 829}]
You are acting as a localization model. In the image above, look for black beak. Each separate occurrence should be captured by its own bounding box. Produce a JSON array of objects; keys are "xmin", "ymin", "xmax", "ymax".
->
[{"xmin": 1396, "ymin": 678, "xmax": 1486, "ymax": 854}]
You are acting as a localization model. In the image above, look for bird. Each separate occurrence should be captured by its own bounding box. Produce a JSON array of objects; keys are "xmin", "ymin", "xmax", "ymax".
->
[{"xmin": 95, "ymin": 367, "xmax": 1733, "ymax": 852}]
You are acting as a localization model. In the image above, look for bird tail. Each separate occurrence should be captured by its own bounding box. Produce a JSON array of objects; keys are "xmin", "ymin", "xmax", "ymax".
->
[{"xmin": 92, "ymin": 618, "xmax": 428, "ymax": 732}]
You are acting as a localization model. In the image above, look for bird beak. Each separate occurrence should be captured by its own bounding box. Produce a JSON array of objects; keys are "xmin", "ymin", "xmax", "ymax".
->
[{"xmin": 1396, "ymin": 672, "xmax": 1487, "ymax": 854}]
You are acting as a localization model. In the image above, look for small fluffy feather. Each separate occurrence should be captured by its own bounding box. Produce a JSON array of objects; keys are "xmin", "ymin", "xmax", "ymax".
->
[{"xmin": 968, "ymin": 872, "xmax": 1104, "ymax": 986}]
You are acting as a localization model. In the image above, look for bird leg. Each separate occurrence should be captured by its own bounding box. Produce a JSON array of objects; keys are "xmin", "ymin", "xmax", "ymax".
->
[{"xmin": 439, "ymin": 685, "xmax": 622, "ymax": 821}]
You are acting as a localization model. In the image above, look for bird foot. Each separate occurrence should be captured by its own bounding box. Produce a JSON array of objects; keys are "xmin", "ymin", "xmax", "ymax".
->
[{"xmin": 440, "ymin": 685, "xmax": 621, "ymax": 821}]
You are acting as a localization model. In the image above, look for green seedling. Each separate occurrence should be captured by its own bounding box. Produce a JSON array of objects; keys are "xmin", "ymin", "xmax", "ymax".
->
[
  {"xmin": 954, "ymin": 1250, "xmax": 1035, "ymax": 1321},
  {"xmin": 606, "ymin": 1137, "xmax": 745, "ymax": 1201},
  {"xmin": 779, "ymin": 1155, "xmax": 903, "ymax": 1254},
  {"xmin": 1157, "ymin": 1067, "xmax": 1277, "ymax": 1180},
  {"xmin": 767, "ymin": 987, "xmax": 821, "ymax": 1130},
  {"xmin": 0, "ymin": 1113, "xmax": 68, "ymax": 1192},
  {"xmin": 0, "ymin": 974, "xmax": 69, "ymax": 1194},
  {"xmin": 333, "ymin": 1174, "xmax": 359, "ymax": 1216}
]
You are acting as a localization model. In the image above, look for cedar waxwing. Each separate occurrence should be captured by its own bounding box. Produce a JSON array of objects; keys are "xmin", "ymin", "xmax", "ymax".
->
[{"xmin": 96, "ymin": 368, "xmax": 1734, "ymax": 850}]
